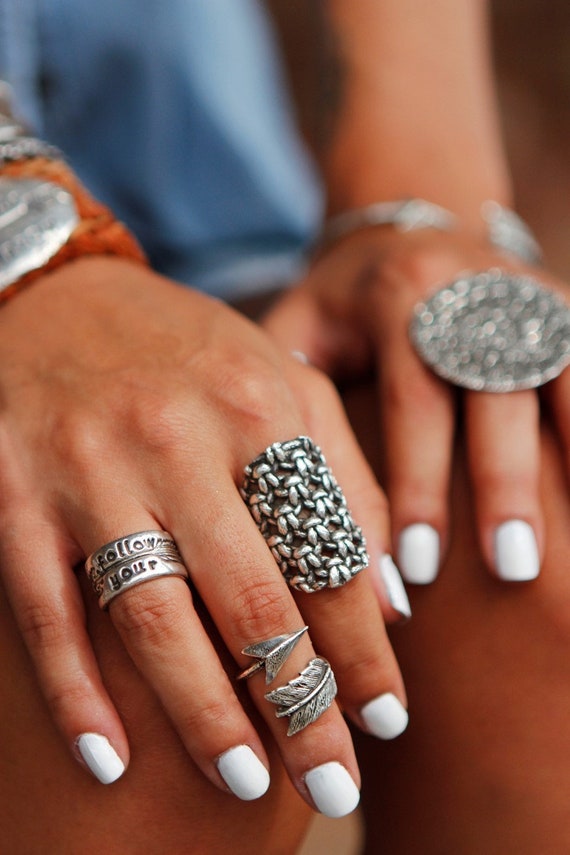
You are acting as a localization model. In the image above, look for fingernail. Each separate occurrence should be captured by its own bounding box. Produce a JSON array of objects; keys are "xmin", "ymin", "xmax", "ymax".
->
[
  {"xmin": 494, "ymin": 520, "xmax": 540, "ymax": 581},
  {"xmin": 76, "ymin": 733, "xmax": 125, "ymax": 784},
  {"xmin": 304, "ymin": 762, "xmax": 360, "ymax": 818},
  {"xmin": 360, "ymin": 693, "xmax": 409, "ymax": 740},
  {"xmin": 378, "ymin": 554, "xmax": 412, "ymax": 619},
  {"xmin": 398, "ymin": 524, "xmax": 440, "ymax": 584},
  {"xmin": 216, "ymin": 745, "xmax": 270, "ymax": 801}
]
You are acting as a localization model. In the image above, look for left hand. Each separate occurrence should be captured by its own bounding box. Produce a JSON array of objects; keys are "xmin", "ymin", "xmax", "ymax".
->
[{"xmin": 263, "ymin": 226, "xmax": 570, "ymax": 585}]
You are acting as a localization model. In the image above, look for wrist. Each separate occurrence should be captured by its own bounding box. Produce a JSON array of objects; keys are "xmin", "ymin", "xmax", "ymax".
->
[
  {"xmin": 0, "ymin": 158, "xmax": 147, "ymax": 302},
  {"xmin": 322, "ymin": 148, "xmax": 514, "ymax": 232},
  {"xmin": 317, "ymin": 0, "xmax": 513, "ymax": 229},
  {"xmin": 0, "ymin": 85, "xmax": 147, "ymax": 304},
  {"xmin": 315, "ymin": 198, "xmax": 542, "ymax": 267}
]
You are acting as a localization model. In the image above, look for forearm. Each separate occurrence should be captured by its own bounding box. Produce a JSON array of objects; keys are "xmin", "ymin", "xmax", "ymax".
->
[{"xmin": 314, "ymin": 0, "xmax": 513, "ymax": 226}]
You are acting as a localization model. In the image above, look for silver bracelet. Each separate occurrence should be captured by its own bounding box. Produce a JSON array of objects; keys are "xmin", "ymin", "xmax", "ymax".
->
[
  {"xmin": 319, "ymin": 198, "xmax": 457, "ymax": 248},
  {"xmin": 481, "ymin": 200, "xmax": 542, "ymax": 265},
  {"xmin": 0, "ymin": 136, "xmax": 63, "ymax": 165},
  {"xmin": 317, "ymin": 197, "xmax": 542, "ymax": 265},
  {"xmin": 0, "ymin": 81, "xmax": 62, "ymax": 163}
]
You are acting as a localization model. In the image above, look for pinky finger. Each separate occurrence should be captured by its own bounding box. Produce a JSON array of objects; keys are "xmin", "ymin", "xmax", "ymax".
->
[{"xmin": 0, "ymin": 512, "xmax": 129, "ymax": 784}]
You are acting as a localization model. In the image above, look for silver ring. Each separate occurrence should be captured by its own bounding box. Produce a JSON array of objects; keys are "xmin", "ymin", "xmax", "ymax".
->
[
  {"xmin": 85, "ymin": 530, "xmax": 188, "ymax": 609},
  {"xmin": 241, "ymin": 436, "xmax": 369, "ymax": 593},
  {"xmin": 236, "ymin": 626, "xmax": 308, "ymax": 684},
  {"xmin": 409, "ymin": 270, "xmax": 570, "ymax": 392},
  {"xmin": 264, "ymin": 657, "xmax": 337, "ymax": 736}
]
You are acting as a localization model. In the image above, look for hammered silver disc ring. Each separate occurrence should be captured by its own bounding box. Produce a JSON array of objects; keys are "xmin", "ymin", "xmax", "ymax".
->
[{"xmin": 410, "ymin": 270, "xmax": 570, "ymax": 392}]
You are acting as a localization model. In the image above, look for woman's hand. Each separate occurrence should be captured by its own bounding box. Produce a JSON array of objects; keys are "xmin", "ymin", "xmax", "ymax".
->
[
  {"xmin": 0, "ymin": 255, "xmax": 408, "ymax": 816},
  {"xmin": 264, "ymin": 227, "xmax": 570, "ymax": 585}
]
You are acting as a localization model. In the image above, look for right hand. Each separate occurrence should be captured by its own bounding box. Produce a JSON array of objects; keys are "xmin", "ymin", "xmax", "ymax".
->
[{"xmin": 0, "ymin": 255, "xmax": 408, "ymax": 815}]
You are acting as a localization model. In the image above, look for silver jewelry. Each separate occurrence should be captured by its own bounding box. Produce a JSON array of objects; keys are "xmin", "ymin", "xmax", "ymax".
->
[
  {"xmin": 0, "ymin": 82, "xmax": 27, "ymax": 141},
  {"xmin": 410, "ymin": 270, "xmax": 570, "ymax": 392},
  {"xmin": 242, "ymin": 436, "xmax": 368, "ymax": 593},
  {"xmin": 237, "ymin": 626, "xmax": 308, "ymax": 684},
  {"xmin": 0, "ymin": 178, "xmax": 79, "ymax": 292},
  {"xmin": 0, "ymin": 115, "xmax": 25, "ymax": 143},
  {"xmin": 265, "ymin": 657, "xmax": 337, "ymax": 736},
  {"xmin": 0, "ymin": 136, "xmax": 63, "ymax": 165},
  {"xmin": 317, "ymin": 198, "xmax": 542, "ymax": 267},
  {"xmin": 481, "ymin": 200, "xmax": 542, "ymax": 266},
  {"xmin": 0, "ymin": 80, "xmax": 61, "ymax": 155},
  {"xmin": 86, "ymin": 530, "xmax": 180, "ymax": 590},
  {"xmin": 97, "ymin": 555, "xmax": 189, "ymax": 609},
  {"xmin": 319, "ymin": 198, "xmax": 457, "ymax": 249},
  {"xmin": 85, "ymin": 530, "xmax": 188, "ymax": 609}
]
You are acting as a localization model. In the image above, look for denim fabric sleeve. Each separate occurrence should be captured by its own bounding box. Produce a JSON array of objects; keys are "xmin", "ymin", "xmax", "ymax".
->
[{"xmin": 0, "ymin": 0, "xmax": 323, "ymax": 298}]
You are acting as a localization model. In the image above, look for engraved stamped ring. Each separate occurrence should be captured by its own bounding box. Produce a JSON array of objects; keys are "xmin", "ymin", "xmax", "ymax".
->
[
  {"xmin": 410, "ymin": 271, "xmax": 570, "ymax": 393},
  {"xmin": 85, "ymin": 530, "xmax": 189, "ymax": 609},
  {"xmin": 241, "ymin": 436, "xmax": 369, "ymax": 593}
]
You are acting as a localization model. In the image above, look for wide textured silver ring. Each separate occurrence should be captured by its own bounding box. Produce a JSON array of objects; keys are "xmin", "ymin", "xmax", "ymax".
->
[
  {"xmin": 85, "ymin": 530, "xmax": 189, "ymax": 609},
  {"xmin": 241, "ymin": 436, "xmax": 369, "ymax": 593},
  {"xmin": 409, "ymin": 270, "xmax": 570, "ymax": 392}
]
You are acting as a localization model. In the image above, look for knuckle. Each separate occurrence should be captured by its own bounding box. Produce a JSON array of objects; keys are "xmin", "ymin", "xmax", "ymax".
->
[
  {"xmin": 45, "ymin": 674, "xmax": 94, "ymax": 720},
  {"xmin": 179, "ymin": 695, "xmax": 237, "ymax": 734},
  {"xmin": 337, "ymin": 643, "xmax": 396, "ymax": 703},
  {"xmin": 349, "ymin": 479, "xmax": 388, "ymax": 521},
  {"xmin": 18, "ymin": 598, "xmax": 71, "ymax": 653},
  {"xmin": 50, "ymin": 412, "xmax": 108, "ymax": 474},
  {"xmin": 126, "ymin": 392, "xmax": 190, "ymax": 454},
  {"xmin": 383, "ymin": 368, "xmax": 437, "ymax": 414},
  {"xmin": 293, "ymin": 367, "xmax": 347, "ymax": 432},
  {"xmin": 111, "ymin": 588, "xmax": 186, "ymax": 648},
  {"xmin": 212, "ymin": 356, "xmax": 293, "ymax": 428},
  {"xmin": 475, "ymin": 467, "xmax": 536, "ymax": 498},
  {"xmin": 379, "ymin": 241, "xmax": 461, "ymax": 293},
  {"xmin": 301, "ymin": 367, "xmax": 339, "ymax": 411},
  {"xmin": 230, "ymin": 575, "xmax": 291, "ymax": 642}
]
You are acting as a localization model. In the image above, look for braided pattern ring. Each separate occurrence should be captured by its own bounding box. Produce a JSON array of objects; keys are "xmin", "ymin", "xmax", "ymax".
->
[{"xmin": 242, "ymin": 437, "xmax": 368, "ymax": 593}]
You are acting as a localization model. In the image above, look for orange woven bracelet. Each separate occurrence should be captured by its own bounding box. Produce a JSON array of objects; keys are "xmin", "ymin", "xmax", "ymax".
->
[{"xmin": 0, "ymin": 157, "xmax": 148, "ymax": 301}]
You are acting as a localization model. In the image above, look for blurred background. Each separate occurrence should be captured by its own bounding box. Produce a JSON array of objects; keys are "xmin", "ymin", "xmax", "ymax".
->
[{"xmin": 262, "ymin": 1, "xmax": 570, "ymax": 851}]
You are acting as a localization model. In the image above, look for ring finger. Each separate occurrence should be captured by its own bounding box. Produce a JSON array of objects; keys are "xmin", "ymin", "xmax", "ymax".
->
[{"xmin": 465, "ymin": 389, "xmax": 543, "ymax": 581}]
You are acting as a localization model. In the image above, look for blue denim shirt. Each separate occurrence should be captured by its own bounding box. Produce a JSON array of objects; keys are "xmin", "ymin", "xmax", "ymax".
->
[{"xmin": 0, "ymin": 0, "xmax": 322, "ymax": 297}]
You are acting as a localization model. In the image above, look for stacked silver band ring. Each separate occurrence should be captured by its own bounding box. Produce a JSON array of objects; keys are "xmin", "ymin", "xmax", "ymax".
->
[
  {"xmin": 85, "ymin": 530, "xmax": 189, "ymax": 609},
  {"xmin": 242, "ymin": 436, "xmax": 368, "ymax": 593}
]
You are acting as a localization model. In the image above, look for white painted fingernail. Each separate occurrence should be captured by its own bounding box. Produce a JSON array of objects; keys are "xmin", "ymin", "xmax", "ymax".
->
[
  {"xmin": 76, "ymin": 733, "xmax": 125, "ymax": 784},
  {"xmin": 360, "ymin": 693, "xmax": 409, "ymax": 740},
  {"xmin": 304, "ymin": 762, "xmax": 360, "ymax": 818},
  {"xmin": 217, "ymin": 745, "xmax": 270, "ymax": 801},
  {"xmin": 494, "ymin": 520, "xmax": 540, "ymax": 581},
  {"xmin": 378, "ymin": 555, "xmax": 412, "ymax": 619},
  {"xmin": 398, "ymin": 524, "xmax": 440, "ymax": 584}
]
